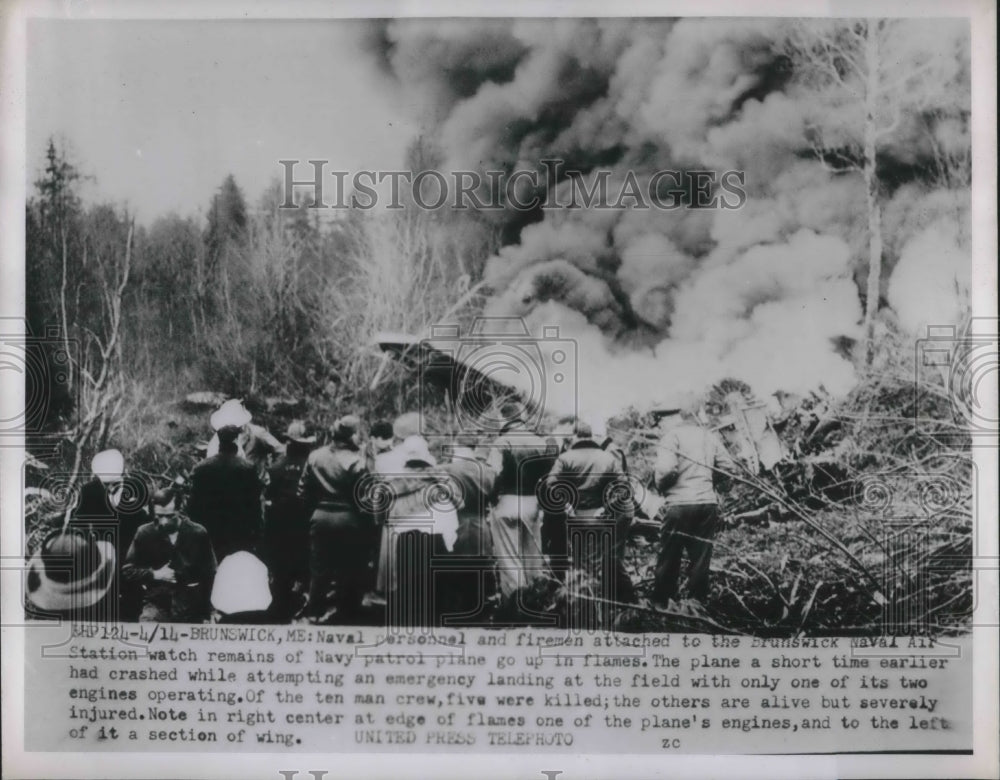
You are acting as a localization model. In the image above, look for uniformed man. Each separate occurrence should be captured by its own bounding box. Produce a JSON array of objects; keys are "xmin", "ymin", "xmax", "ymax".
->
[
  {"xmin": 69, "ymin": 448, "xmax": 149, "ymax": 621},
  {"xmin": 263, "ymin": 420, "xmax": 316, "ymax": 620},
  {"xmin": 543, "ymin": 420, "xmax": 636, "ymax": 615},
  {"xmin": 187, "ymin": 402, "xmax": 265, "ymax": 560},
  {"xmin": 297, "ymin": 415, "xmax": 370, "ymax": 624},
  {"xmin": 205, "ymin": 399, "xmax": 283, "ymax": 474}
]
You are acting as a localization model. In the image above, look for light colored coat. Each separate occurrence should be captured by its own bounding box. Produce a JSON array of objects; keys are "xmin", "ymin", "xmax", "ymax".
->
[{"xmin": 654, "ymin": 422, "xmax": 737, "ymax": 505}]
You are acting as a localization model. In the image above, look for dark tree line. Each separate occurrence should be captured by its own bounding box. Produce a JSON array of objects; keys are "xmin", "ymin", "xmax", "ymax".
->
[{"xmin": 26, "ymin": 139, "xmax": 499, "ymax": 470}]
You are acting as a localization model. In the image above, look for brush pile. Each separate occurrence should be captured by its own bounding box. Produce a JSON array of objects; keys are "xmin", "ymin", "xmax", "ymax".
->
[{"xmin": 584, "ymin": 340, "xmax": 974, "ymax": 636}]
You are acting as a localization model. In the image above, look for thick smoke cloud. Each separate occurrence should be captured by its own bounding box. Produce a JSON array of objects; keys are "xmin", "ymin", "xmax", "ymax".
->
[
  {"xmin": 372, "ymin": 18, "xmax": 970, "ymax": 418},
  {"xmin": 888, "ymin": 220, "xmax": 971, "ymax": 335}
]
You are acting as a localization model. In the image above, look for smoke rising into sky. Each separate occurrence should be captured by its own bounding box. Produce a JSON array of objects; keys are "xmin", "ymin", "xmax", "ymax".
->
[
  {"xmin": 374, "ymin": 17, "xmax": 971, "ymax": 417},
  {"xmin": 28, "ymin": 18, "xmax": 972, "ymax": 419}
]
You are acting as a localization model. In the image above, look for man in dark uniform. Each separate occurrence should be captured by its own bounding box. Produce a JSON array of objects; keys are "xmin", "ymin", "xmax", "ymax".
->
[
  {"xmin": 263, "ymin": 420, "xmax": 316, "ymax": 620},
  {"xmin": 543, "ymin": 420, "xmax": 636, "ymax": 614},
  {"xmin": 297, "ymin": 415, "xmax": 371, "ymax": 624},
  {"xmin": 187, "ymin": 414, "xmax": 264, "ymax": 561}
]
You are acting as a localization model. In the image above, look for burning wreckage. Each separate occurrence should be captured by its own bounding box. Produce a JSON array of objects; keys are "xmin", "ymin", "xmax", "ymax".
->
[{"xmin": 374, "ymin": 332, "xmax": 853, "ymax": 529}]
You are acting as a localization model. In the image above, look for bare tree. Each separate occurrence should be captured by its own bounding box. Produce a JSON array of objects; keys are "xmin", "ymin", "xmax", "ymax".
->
[
  {"xmin": 64, "ymin": 216, "xmax": 135, "ymax": 505},
  {"xmin": 783, "ymin": 19, "xmax": 966, "ymax": 364},
  {"xmin": 313, "ymin": 206, "xmax": 493, "ymax": 414}
]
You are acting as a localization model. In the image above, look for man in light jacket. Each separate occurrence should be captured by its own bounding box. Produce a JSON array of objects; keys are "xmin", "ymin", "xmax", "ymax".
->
[
  {"xmin": 380, "ymin": 435, "xmax": 458, "ymax": 628},
  {"xmin": 650, "ymin": 404, "xmax": 737, "ymax": 609},
  {"xmin": 486, "ymin": 404, "xmax": 559, "ymax": 598}
]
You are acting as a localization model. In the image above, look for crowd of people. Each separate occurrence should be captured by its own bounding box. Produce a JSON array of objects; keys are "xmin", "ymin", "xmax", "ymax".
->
[{"xmin": 25, "ymin": 397, "xmax": 737, "ymax": 628}]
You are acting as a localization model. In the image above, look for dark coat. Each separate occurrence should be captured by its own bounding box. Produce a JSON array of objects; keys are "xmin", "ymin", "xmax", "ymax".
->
[
  {"xmin": 68, "ymin": 476, "xmax": 150, "ymax": 619},
  {"xmin": 187, "ymin": 451, "xmax": 264, "ymax": 559},
  {"xmin": 122, "ymin": 517, "xmax": 217, "ymax": 622},
  {"xmin": 264, "ymin": 451, "xmax": 311, "ymax": 569},
  {"xmin": 297, "ymin": 443, "xmax": 368, "ymax": 518},
  {"xmin": 69, "ymin": 476, "xmax": 148, "ymax": 555},
  {"xmin": 545, "ymin": 439, "xmax": 625, "ymax": 513}
]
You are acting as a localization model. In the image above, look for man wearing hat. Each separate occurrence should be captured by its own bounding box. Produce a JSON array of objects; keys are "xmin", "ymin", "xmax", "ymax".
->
[
  {"xmin": 187, "ymin": 403, "xmax": 265, "ymax": 560},
  {"xmin": 297, "ymin": 414, "xmax": 371, "ymax": 624},
  {"xmin": 263, "ymin": 420, "xmax": 316, "ymax": 620},
  {"xmin": 121, "ymin": 488, "xmax": 217, "ymax": 623},
  {"xmin": 486, "ymin": 402, "xmax": 560, "ymax": 599},
  {"xmin": 650, "ymin": 400, "xmax": 737, "ymax": 610},
  {"xmin": 205, "ymin": 399, "xmax": 284, "ymax": 474},
  {"xmin": 26, "ymin": 529, "xmax": 117, "ymax": 622},
  {"xmin": 211, "ymin": 550, "xmax": 273, "ymax": 624}
]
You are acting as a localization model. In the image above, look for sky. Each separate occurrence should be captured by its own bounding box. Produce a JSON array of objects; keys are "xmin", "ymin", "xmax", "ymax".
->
[{"xmin": 27, "ymin": 20, "xmax": 420, "ymax": 223}]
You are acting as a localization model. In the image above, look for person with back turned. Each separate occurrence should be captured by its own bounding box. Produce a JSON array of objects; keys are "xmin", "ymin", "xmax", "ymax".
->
[
  {"xmin": 187, "ymin": 401, "xmax": 264, "ymax": 561},
  {"xmin": 264, "ymin": 420, "xmax": 317, "ymax": 620},
  {"xmin": 543, "ymin": 419, "xmax": 636, "ymax": 615},
  {"xmin": 26, "ymin": 528, "xmax": 117, "ymax": 623},
  {"xmin": 486, "ymin": 402, "xmax": 559, "ymax": 599},
  {"xmin": 68, "ymin": 448, "xmax": 150, "ymax": 620},
  {"xmin": 650, "ymin": 401, "xmax": 736, "ymax": 610},
  {"xmin": 440, "ymin": 432, "xmax": 497, "ymax": 618},
  {"xmin": 297, "ymin": 415, "xmax": 370, "ymax": 624}
]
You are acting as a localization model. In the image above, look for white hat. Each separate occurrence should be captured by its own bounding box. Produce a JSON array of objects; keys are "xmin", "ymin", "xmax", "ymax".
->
[
  {"xmin": 211, "ymin": 551, "xmax": 272, "ymax": 615},
  {"xmin": 210, "ymin": 399, "xmax": 252, "ymax": 431},
  {"xmin": 392, "ymin": 411, "xmax": 422, "ymax": 439},
  {"xmin": 398, "ymin": 435, "xmax": 436, "ymax": 467},
  {"xmin": 91, "ymin": 449, "xmax": 124, "ymax": 483}
]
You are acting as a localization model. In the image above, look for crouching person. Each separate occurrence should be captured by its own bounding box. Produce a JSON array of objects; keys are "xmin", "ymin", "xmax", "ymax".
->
[
  {"xmin": 297, "ymin": 415, "xmax": 371, "ymax": 624},
  {"xmin": 122, "ymin": 488, "xmax": 216, "ymax": 623}
]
